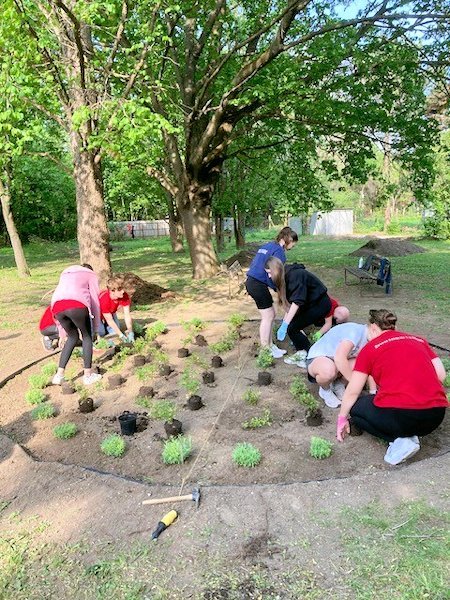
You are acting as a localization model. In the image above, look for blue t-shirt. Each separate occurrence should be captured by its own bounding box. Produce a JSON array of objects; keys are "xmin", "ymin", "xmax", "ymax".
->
[{"xmin": 247, "ymin": 242, "xmax": 286, "ymax": 289}]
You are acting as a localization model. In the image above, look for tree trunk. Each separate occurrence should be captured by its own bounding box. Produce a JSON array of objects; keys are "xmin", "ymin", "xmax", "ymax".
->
[
  {"xmin": 233, "ymin": 207, "xmax": 246, "ymax": 248},
  {"xmin": 215, "ymin": 214, "xmax": 224, "ymax": 252},
  {"xmin": 178, "ymin": 190, "xmax": 219, "ymax": 279},
  {"xmin": 0, "ymin": 171, "xmax": 30, "ymax": 277},
  {"xmin": 70, "ymin": 132, "xmax": 111, "ymax": 285},
  {"xmin": 166, "ymin": 192, "xmax": 184, "ymax": 253}
]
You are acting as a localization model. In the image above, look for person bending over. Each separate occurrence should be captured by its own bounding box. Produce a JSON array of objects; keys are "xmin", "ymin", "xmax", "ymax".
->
[
  {"xmin": 311, "ymin": 298, "xmax": 350, "ymax": 343},
  {"xmin": 99, "ymin": 274, "xmax": 134, "ymax": 342},
  {"xmin": 39, "ymin": 306, "xmax": 60, "ymax": 351},
  {"xmin": 245, "ymin": 227, "xmax": 298, "ymax": 358},
  {"xmin": 336, "ymin": 309, "xmax": 447, "ymax": 465}
]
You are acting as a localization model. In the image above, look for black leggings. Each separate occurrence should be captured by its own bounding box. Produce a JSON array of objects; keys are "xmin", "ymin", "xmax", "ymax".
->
[
  {"xmin": 287, "ymin": 295, "xmax": 332, "ymax": 351},
  {"xmin": 350, "ymin": 394, "xmax": 446, "ymax": 442},
  {"xmin": 55, "ymin": 307, "xmax": 93, "ymax": 369}
]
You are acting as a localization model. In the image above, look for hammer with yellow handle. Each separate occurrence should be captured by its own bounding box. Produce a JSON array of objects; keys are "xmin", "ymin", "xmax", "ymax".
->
[{"xmin": 142, "ymin": 487, "xmax": 201, "ymax": 508}]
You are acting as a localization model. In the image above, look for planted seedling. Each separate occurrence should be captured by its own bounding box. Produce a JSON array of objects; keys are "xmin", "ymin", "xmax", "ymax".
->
[
  {"xmin": 136, "ymin": 364, "xmax": 157, "ymax": 381},
  {"xmin": 94, "ymin": 338, "xmax": 111, "ymax": 350},
  {"xmin": 256, "ymin": 347, "xmax": 274, "ymax": 369},
  {"xmin": 290, "ymin": 376, "xmax": 322, "ymax": 426},
  {"xmin": 31, "ymin": 403, "xmax": 56, "ymax": 420},
  {"xmin": 228, "ymin": 313, "xmax": 245, "ymax": 329},
  {"xmin": 110, "ymin": 346, "xmax": 133, "ymax": 372},
  {"xmin": 136, "ymin": 396, "xmax": 152, "ymax": 409},
  {"xmin": 25, "ymin": 389, "xmax": 47, "ymax": 405},
  {"xmin": 28, "ymin": 373, "xmax": 49, "ymax": 389},
  {"xmin": 187, "ymin": 353, "xmax": 209, "ymax": 370},
  {"xmin": 53, "ymin": 422, "xmax": 77, "ymax": 439},
  {"xmin": 101, "ymin": 434, "xmax": 126, "ymax": 458},
  {"xmin": 243, "ymin": 388, "xmax": 261, "ymax": 406},
  {"xmin": 149, "ymin": 400, "xmax": 177, "ymax": 422},
  {"xmin": 242, "ymin": 408, "xmax": 272, "ymax": 429},
  {"xmin": 132, "ymin": 337, "xmax": 148, "ymax": 354},
  {"xmin": 145, "ymin": 321, "xmax": 168, "ymax": 342},
  {"xmin": 210, "ymin": 328, "xmax": 239, "ymax": 354},
  {"xmin": 181, "ymin": 317, "xmax": 205, "ymax": 345},
  {"xmin": 232, "ymin": 443, "xmax": 261, "ymax": 468},
  {"xmin": 310, "ymin": 436, "xmax": 333, "ymax": 459},
  {"xmin": 162, "ymin": 435, "xmax": 192, "ymax": 465},
  {"xmin": 40, "ymin": 361, "xmax": 58, "ymax": 378},
  {"xmin": 180, "ymin": 367, "xmax": 201, "ymax": 398}
]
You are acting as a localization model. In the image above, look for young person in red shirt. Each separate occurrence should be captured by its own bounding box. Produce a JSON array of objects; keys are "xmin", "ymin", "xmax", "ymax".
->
[
  {"xmin": 99, "ymin": 274, "xmax": 134, "ymax": 342},
  {"xmin": 336, "ymin": 309, "xmax": 447, "ymax": 465},
  {"xmin": 311, "ymin": 298, "xmax": 350, "ymax": 343},
  {"xmin": 39, "ymin": 306, "xmax": 59, "ymax": 351}
]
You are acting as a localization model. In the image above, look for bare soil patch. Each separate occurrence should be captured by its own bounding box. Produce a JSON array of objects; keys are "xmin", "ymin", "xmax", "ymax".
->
[{"xmin": 349, "ymin": 237, "xmax": 426, "ymax": 257}]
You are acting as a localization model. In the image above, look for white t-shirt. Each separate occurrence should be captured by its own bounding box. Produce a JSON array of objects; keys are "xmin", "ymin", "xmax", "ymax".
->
[{"xmin": 307, "ymin": 323, "xmax": 368, "ymax": 360}]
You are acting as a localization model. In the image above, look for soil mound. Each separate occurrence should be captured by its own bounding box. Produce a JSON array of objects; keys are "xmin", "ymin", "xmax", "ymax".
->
[
  {"xmin": 122, "ymin": 272, "xmax": 175, "ymax": 304},
  {"xmin": 224, "ymin": 242, "xmax": 263, "ymax": 268},
  {"xmin": 349, "ymin": 238, "xmax": 426, "ymax": 257}
]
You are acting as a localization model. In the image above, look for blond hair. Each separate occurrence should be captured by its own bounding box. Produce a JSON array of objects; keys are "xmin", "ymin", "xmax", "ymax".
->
[
  {"xmin": 107, "ymin": 274, "xmax": 125, "ymax": 292},
  {"xmin": 264, "ymin": 256, "xmax": 289, "ymax": 310},
  {"xmin": 369, "ymin": 309, "xmax": 397, "ymax": 330}
]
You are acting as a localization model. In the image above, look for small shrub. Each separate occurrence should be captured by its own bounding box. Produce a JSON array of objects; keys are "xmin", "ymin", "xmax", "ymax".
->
[
  {"xmin": 186, "ymin": 353, "xmax": 209, "ymax": 369},
  {"xmin": 147, "ymin": 347, "xmax": 169, "ymax": 365},
  {"xmin": 180, "ymin": 368, "xmax": 200, "ymax": 397},
  {"xmin": 72, "ymin": 348, "xmax": 83, "ymax": 359},
  {"xmin": 243, "ymin": 388, "xmax": 261, "ymax": 405},
  {"xmin": 290, "ymin": 376, "xmax": 319, "ymax": 412},
  {"xmin": 40, "ymin": 362, "xmax": 58, "ymax": 378},
  {"xmin": 136, "ymin": 365, "xmax": 157, "ymax": 381},
  {"xmin": 256, "ymin": 347, "xmax": 274, "ymax": 369},
  {"xmin": 132, "ymin": 337, "xmax": 148, "ymax": 353},
  {"xmin": 181, "ymin": 317, "xmax": 205, "ymax": 344},
  {"xmin": 310, "ymin": 436, "xmax": 333, "ymax": 459},
  {"xmin": 145, "ymin": 321, "xmax": 168, "ymax": 342},
  {"xmin": 31, "ymin": 403, "xmax": 56, "ymax": 420},
  {"xmin": 242, "ymin": 408, "xmax": 272, "ymax": 429},
  {"xmin": 53, "ymin": 422, "xmax": 77, "ymax": 439},
  {"xmin": 228, "ymin": 313, "xmax": 245, "ymax": 328},
  {"xmin": 28, "ymin": 373, "xmax": 49, "ymax": 389},
  {"xmin": 162, "ymin": 435, "xmax": 192, "ymax": 465},
  {"xmin": 101, "ymin": 434, "xmax": 126, "ymax": 457},
  {"xmin": 210, "ymin": 328, "xmax": 239, "ymax": 354},
  {"xmin": 232, "ymin": 443, "xmax": 261, "ymax": 468},
  {"xmin": 94, "ymin": 338, "xmax": 111, "ymax": 350},
  {"xmin": 136, "ymin": 396, "xmax": 152, "ymax": 409},
  {"xmin": 110, "ymin": 346, "xmax": 133, "ymax": 371},
  {"xmin": 25, "ymin": 389, "xmax": 47, "ymax": 405},
  {"xmin": 149, "ymin": 400, "xmax": 177, "ymax": 422}
]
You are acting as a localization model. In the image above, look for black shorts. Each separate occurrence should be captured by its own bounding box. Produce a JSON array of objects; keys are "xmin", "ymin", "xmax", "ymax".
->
[{"xmin": 245, "ymin": 276, "xmax": 273, "ymax": 310}]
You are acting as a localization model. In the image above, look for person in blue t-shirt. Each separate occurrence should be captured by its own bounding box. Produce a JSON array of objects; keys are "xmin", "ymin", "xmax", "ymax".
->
[{"xmin": 245, "ymin": 227, "xmax": 298, "ymax": 358}]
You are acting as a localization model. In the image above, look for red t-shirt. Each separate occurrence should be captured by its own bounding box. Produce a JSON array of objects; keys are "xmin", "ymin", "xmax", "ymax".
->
[
  {"xmin": 39, "ymin": 306, "xmax": 55, "ymax": 331},
  {"xmin": 52, "ymin": 300, "xmax": 86, "ymax": 315},
  {"xmin": 325, "ymin": 297, "xmax": 339, "ymax": 319},
  {"xmin": 354, "ymin": 330, "xmax": 448, "ymax": 410},
  {"xmin": 99, "ymin": 290, "xmax": 131, "ymax": 319}
]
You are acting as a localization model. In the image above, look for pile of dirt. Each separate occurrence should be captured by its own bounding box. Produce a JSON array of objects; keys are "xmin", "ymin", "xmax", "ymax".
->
[
  {"xmin": 349, "ymin": 238, "xmax": 426, "ymax": 257},
  {"xmin": 224, "ymin": 242, "xmax": 262, "ymax": 268},
  {"xmin": 122, "ymin": 272, "xmax": 176, "ymax": 305}
]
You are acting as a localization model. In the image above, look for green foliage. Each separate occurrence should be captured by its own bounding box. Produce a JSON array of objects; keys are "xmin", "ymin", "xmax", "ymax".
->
[
  {"xmin": 131, "ymin": 337, "xmax": 148, "ymax": 353},
  {"xmin": 135, "ymin": 364, "xmax": 157, "ymax": 381},
  {"xmin": 186, "ymin": 353, "xmax": 209, "ymax": 370},
  {"xmin": 162, "ymin": 435, "xmax": 192, "ymax": 465},
  {"xmin": 25, "ymin": 388, "xmax": 46, "ymax": 405},
  {"xmin": 181, "ymin": 317, "xmax": 205, "ymax": 344},
  {"xmin": 28, "ymin": 373, "xmax": 48, "ymax": 389},
  {"xmin": 310, "ymin": 437, "xmax": 333, "ymax": 460},
  {"xmin": 40, "ymin": 362, "xmax": 58, "ymax": 377},
  {"xmin": 232, "ymin": 443, "xmax": 262, "ymax": 468},
  {"xmin": 75, "ymin": 385, "xmax": 91, "ymax": 401},
  {"xmin": 133, "ymin": 322, "xmax": 144, "ymax": 336},
  {"xmin": 110, "ymin": 346, "xmax": 133, "ymax": 372},
  {"xmin": 243, "ymin": 388, "xmax": 261, "ymax": 406},
  {"xmin": 228, "ymin": 314, "xmax": 245, "ymax": 328},
  {"xmin": 147, "ymin": 347, "xmax": 169, "ymax": 365},
  {"xmin": 256, "ymin": 347, "xmax": 274, "ymax": 369},
  {"xmin": 180, "ymin": 367, "xmax": 200, "ymax": 397},
  {"xmin": 149, "ymin": 400, "xmax": 177, "ymax": 422},
  {"xmin": 290, "ymin": 376, "xmax": 319, "ymax": 413},
  {"xmin": 31, "ymin": 403, "xmax": 56, "ymax": 420},
  {"xmin": 145, "ymin": 321, "xmax": 167, "ymax": 342},
  {"xmin": 94, "ymin": 337, "xmax": 111, "ymax": 350},
  {"xmin": 100, "ymin": 434, "xmax": 126, "ymax": 458},
  {"xmin": 210, "ymin": 328, "xmax": 239, "ymax": 354},
  {"xmin": 135, "ymin": 396, "xmax": 152, "ymax": 409},
  {"xmin": 53, "ymin": 422, "xmax": 77, "ymax": 439},
  {"xmin": 242, "ymin": 409, "xmax": 272, "ymax": 430}
]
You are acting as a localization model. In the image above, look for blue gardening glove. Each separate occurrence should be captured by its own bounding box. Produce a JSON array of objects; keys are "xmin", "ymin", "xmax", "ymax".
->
[
  {"xmin": 312, "ymin": 331, "xmax": 322, "ymax": 343},
  {"xmin": 126, "ymin": 331, "xmax": 135, "ymax": 343},
  {"xmin": 277, "ymin": 320, "xmax": 288, "ymax": 341},
  {"xmin": 119, "ymin": 333, "xmax": 127, "ymax": 343}
]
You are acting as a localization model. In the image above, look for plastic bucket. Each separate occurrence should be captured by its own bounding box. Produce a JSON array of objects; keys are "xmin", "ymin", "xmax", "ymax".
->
[{"xmin": 118, "ymin": 411, "xmax": 137, "ymax": 435}]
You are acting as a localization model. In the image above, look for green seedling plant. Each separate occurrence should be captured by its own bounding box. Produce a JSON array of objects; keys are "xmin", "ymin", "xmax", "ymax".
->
[
  {"xmin": 133, "ymin": 322, "xmax": 145, "ymax": 336},
  {"xmin": 210, "ymin": 328, "xmax": 239, "ymax": 354},
  {"xmin": 310, "ymin": 436, "xmax": 333, "ymax": 459},
  {"xmin": 149, "ymin": 400, "xmax": 177, "ymax": 422},
  {"xmin": 186, "ymin": 353, "xmax": 209, "ymax": 369},
  {"xmin": 162, "ymin": 435, "xmax": 192, "ymax": 465},
  {"xmin": 242, "ymin": 408, "xmax": 272, "ymax": 430},
  {"xmin": 72, "ymin": 348, "xmax": 83, "ymax": 359},
  {"xmin": 40, "ymin": 362, "xmax": 58, "ymax": 378},
  {"xmin": 101, "ymin": 434, "xmax": 126, "ymax": 458},
  {"xmin": 31, "ymin": 403, "xmax": 56, "ymax": 420},
  {"xmin": 147, "ymin": 347, "xmax": 169, "ymax": 365},
  {"xmin": 228, "ymin": 313, "xmax": 245, "ymax": 328},
  {"xmin": 28, "ymin": 373, "xmax": 49, "ymax": 389},
  {"xmin": 181, "ymin": 317, "xmax": 205, "ymax": 344},
  {"xmin": 441, "ymin": 357, "xmax": 450, "ymax": 387},
  {"xmin": 25, "ymin": 389, "xmax": 47, "ymax": 405},
  {"xmin": 290, "ymin": 376, "xmax": 320, "ymax": 413},
  {"xmin": 145, "ymin": 321, "xmax": 168, "ymax": 342},
  {"xmin": 232, "ymin": 442, "xmax": 262, "ymax": 468},
  {"xmin": 53, "ymin": 422, "xmax": 77, "ymax": 439},
  {"xmin": 135, "ymin": 396, "xmax": 152, "ymax": 409},
  {"xmin": 110, "ymin": 346, "xmax": 133, "ymax": 372},
  {"xmin": 256, "ymin": 347, "xmax": 274, "ymax": 368},
  {"xmin": 75, "ymin": 385, "xmax": 92, "ymax": 401},
  {"xmin": 180, "ymin": 367, "xmax": 201, "ymax": 398},
  {"xmin": 94, "ymin": 337, "xmax": 111, "ymax": 350},
  {"xmin": 243, "ymin": 388, "xmax": 261, "ymax": 406},
  {"xmin": 132, "ymin": 337, "xmax": 148, "ymax": 354},
  {"xmin": 136, "ymin": 364, "xmax": 157, "ymax": 381}
]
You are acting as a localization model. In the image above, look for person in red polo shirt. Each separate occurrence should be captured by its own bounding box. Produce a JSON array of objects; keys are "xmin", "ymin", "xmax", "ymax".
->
[
  {"xmin": 99, "ymin": 274, "xmax": 134, "ymax": 341},
  {"xmin": 39, "ymin": 306, "xmax": 59, "ymax": 351},
  {"xmin": 336, "ymin": 309, "xmax": 447, "ymax": 465},
  {"xmin": 311, "ymin": 297, "xmax": 350, "ymax": 343}
]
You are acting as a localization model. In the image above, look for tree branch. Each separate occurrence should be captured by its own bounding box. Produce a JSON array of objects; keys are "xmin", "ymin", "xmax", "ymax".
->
[{"xmin": 146, "ymin": 166, "xmax": 178, "ymax": 197}]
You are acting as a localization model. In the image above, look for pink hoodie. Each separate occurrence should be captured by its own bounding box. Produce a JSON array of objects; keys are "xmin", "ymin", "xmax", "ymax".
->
[{"xmin": 51, "ymin": 265, "xmax": 101, "ymax": 333}]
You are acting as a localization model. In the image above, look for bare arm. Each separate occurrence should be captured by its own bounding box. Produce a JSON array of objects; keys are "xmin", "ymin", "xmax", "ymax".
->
[
  {"xmin": 103, "ymin": 312, "xmax": 123, "ymax": 337},
  {"xmin": 317, "ymin": 316, "xmax": 332, "ymax": 336},
  {"xmin": 334, "ymin": 340, "xmax": 357, "ymax": 382},
  {"xmin": 123, "ymin": 305, "xmax": 133, "ymax": 333},
  {"xmin": 339, "ymin": 371, "xmax": 368, "ymax": 418},
  {"xmin": 432, "ymin": 357, "xmax": 446, "ymax": 383}
]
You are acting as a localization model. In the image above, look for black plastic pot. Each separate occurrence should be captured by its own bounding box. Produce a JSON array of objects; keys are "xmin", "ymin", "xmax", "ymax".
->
[
  {"xmin": 118, "ymin": 411, "xmax": 137, "ymax": 435},
  {"xmin": 79, "ymin": 397, "xmax": 94, "ymax": 413},
  {"xmin": 187, "ymin": 395, "xmax": 204, "ymax": 410},
  {"xmin": 257, "ymin": 371, "xmax": 272, "ymax": 386},
  {"xmin": 306, "ymin": 409, "xmax": 323, "ymax": 427},
  {"xmin": 164, "ymin": 419, "xmax": 182, "ymax": 437},
  {"xmin": 202, "ymin": 371, "xmax": 215, "ymax": 384},
  {"xmin": 211, "ymin": 355, "xmax": 223, "ymax": 368},
  {"xmin": 177, "ymin": 348, "xmax": 190, "ymax": 358},
  {"xmin": 195, "ymin": 334, "xmax": 208, "ymax": 346}
]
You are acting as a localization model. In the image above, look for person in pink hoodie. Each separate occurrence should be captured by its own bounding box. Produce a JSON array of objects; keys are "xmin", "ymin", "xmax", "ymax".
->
[{"xmin": 50, "ymin": 264, "xmax": 102, "ymax": 386}]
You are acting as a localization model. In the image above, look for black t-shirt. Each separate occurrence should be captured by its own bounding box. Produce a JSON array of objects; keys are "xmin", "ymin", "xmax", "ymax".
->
[{"xmin": 285, "ymin": 264, "xmax": 327, "ymax": 307}]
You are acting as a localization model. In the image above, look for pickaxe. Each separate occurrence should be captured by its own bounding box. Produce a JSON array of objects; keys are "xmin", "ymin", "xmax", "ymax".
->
[{"xmin": 142, "ymin": 487, "xmax": 201, "ymax": 508}]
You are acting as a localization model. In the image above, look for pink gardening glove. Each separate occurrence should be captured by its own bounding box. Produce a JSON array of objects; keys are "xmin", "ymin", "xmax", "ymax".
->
[{"xmin": 337, "ymin": 415, "xmax": 350, "ymax": 442}]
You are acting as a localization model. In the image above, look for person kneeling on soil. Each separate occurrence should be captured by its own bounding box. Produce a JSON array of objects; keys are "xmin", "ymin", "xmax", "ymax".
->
[
  {"xmin": 99, "ymin": 274, "xmax": 134, "ymax": 342},
  {"xmin": 307, "ymin": 321, "xmax": 371, "ymax": 408},
  {"xmin": 39, "ymin": 305, "xmax": 60, "ymax": 351},
  {"xmin": 311, "ymin": 298, "xmax": 350, "ymax": 343},
  {"xmin": 336, "ymin": 309, "xmax": 447, "ymax": 466}
]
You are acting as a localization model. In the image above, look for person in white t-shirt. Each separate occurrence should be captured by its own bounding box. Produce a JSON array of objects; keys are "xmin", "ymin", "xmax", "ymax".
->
[{"xmin": 306, "ymin": 322, "xmax": 371, "ymax": 408}]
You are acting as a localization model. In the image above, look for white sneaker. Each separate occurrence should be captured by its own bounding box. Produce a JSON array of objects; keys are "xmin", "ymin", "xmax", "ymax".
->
[
  {"xmin": 83, "ymin": 373, "xmax": 102, "ymax": 386},
  {"xmin": 384, "ymin": 436, "xmax": 420, "ymax": 465},
  {"xmin": 284, "ymin": 350, "xmax": 307, "ymax": 367},
  {"xmin": 52, "ymin": 373, "xmax": 65, "ymax": 385},
  {"xmin": 271, "ymin": 344, "xmax": 287, "ymax": 358},
  {"xmin": 42, "ymin": 336, "xmax": 54, "ymax": 351},
  {"xmin": 331, "ymin": 379, "xmax": 346, "ymax": 401},
  {"xmin": 319, "ymin": 386, "xmax": 341, "ymax": 408}
]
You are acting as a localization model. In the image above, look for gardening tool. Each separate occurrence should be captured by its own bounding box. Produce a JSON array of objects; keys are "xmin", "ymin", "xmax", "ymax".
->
[
  {"xmin": 151, "ymin": 510, "xmax": 178, "ymax": 541},
  {"xmin": 142, "ymin": 487, "xmax": 201, "ymax": 508}
]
